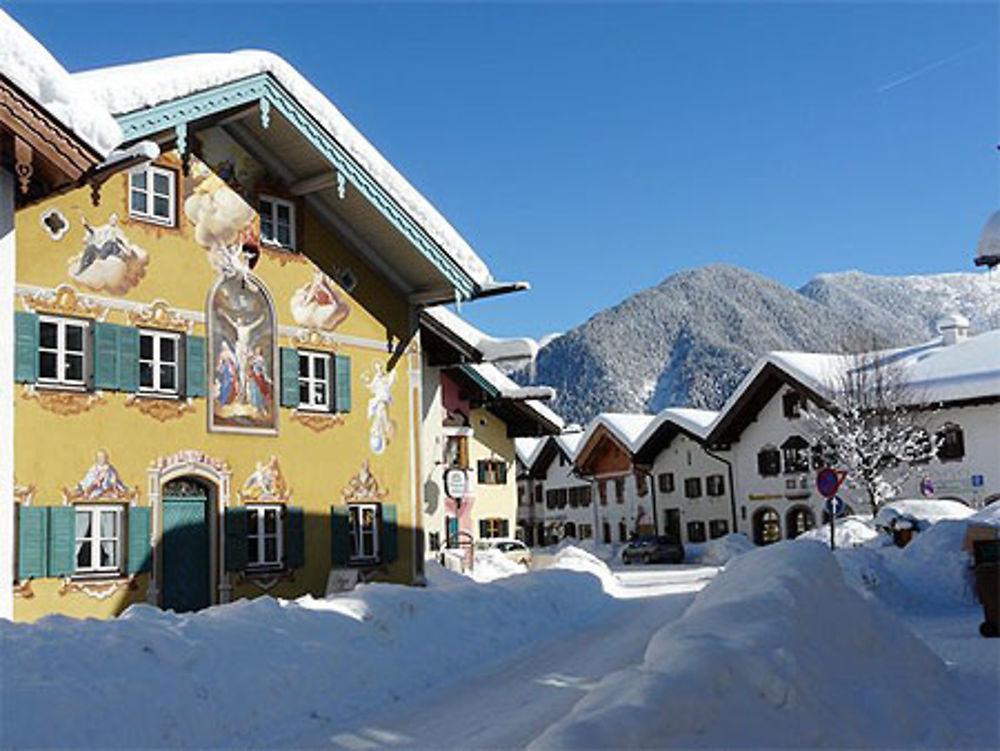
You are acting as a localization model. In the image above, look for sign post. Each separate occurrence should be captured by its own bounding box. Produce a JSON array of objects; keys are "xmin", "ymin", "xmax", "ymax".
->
[{"xmin": 816, "ymin": 468, "xmax": 847, "ymax": 550}]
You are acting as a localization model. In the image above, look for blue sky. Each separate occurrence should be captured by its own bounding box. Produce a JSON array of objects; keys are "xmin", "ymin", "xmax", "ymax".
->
[{"xmin": 7, "ymin": 2, "xmax": 998, "ymax": 339}]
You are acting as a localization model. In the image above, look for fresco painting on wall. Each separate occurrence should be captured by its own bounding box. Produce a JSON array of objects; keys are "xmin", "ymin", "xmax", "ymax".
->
[
  {"xmin": 240, "ymin": 456, "xmax": 291, "ymax": 502},
  {"xmin": 67, "ymin": 215, "xmax": 149, "ymax": 294},
  {"xmin": 290, "ymin": 271, "xmax": 350, "ymax": 331},
  {"xmin": 63, "ymin": 450, "xmax": 138, "ymax": 502},
  {"xmin": 209, "ymin": 274, "xmax": 277, "ymax": 434},
  {"xmin": 365, "ymin": 363, "xmax": 397, "ymax": 454}
]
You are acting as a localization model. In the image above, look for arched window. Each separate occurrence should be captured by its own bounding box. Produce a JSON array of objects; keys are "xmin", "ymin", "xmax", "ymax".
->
[
  {"xmin": 937, "ymin": 424, "xmax": 965, "ymax": 461},
  {"xmin": 781, "ymin": 436, "xmax": 810, "ymax": 474},
  {"xmin": 785, "ymin": 506, "xmax": 815, "ymax": 539},
  {"xmin": 757, "ymin": 446, "xmax": 781, "ymax": 477},
  {"xmin": 753, "ymin": 507, "xmax": 782, "ymax": 545}
]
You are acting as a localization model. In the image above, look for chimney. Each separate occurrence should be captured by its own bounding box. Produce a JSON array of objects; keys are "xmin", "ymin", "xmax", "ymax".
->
[{"xmin": 937, "ymin": 313, "xmax": 970, "ymax": 346}]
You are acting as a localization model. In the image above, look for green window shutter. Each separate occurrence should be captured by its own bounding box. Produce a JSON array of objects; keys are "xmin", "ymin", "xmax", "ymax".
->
[
  {"xmin": 127, "ymin": 506, "xmax": 152, "ymax": 574},
  {"xmin": 14, "ymin": 311, "xmax": 39, "ymax": 383},
  {"xmin": 93, "ymin": 322, "xmax": 120, "ymax": 391},
  {"xmin": 185, "ymin": 336, "xmax": 207, "ymax": 398},
  {"xmin": 280, "ymin": 347, "xmax": 300, "ymax": 408},
  {"xmin": 18, "ymin": 505, "xmax": 48, "ymax": 579},
  {"xmin": 224, "ymin": 507, "xmax": 248, "ymax": 572},
  {"xmin": 499, "ymin": 463, "xmax": 508, "ymax": 484},
  {"xmin": 501, "ymin": 519, "xmax": 510, "ymax": 538},
  {"xmin": 331, "ymin": 506, "xmax": 351, "ymax": 566},
  {"xmin": 479, "ymin": 519, "xmax": 487, "ymax": 538},
  {"xmin": 284, "ymin": 506, "xmax": 305, "ymax": 568},
  {"xmin": 47, "ymin": 506, "xmax": 76, "ymax": 577},
  {"xmin": 381, "ymin": 504, "xmax": 398, "ymax": 564},
  {"xmin": 117, "ymin": 326, "xmax": 140, "ymax": 393},
  {"xmin": 477, "ymin": 461, "xmax": 486, "ymax": 484},
  {"xmin": 334, "ymin": 354, "xmax": 352, "ymax": 413}
]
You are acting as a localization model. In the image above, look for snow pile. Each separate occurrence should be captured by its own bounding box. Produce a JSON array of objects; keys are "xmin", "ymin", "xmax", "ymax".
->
[
  {"xmin": 1, "ymin": 565, "xmax": 619, "ymax": 749},
  {"xmin": 686, "ymin": 533, "xmax": 754, "ymax": 566},
  {"xmin": 531, "ymin": 541, "xmax": 960, "ymax": 750},
  {"xmin": 470, "ymin": 548, "xmax": 526, "ymax": 582},
  {"xmin": 548, "ymin": 544, "xmax": 620, "ymax": 593},
  {"xmin": 798, "ymin": 514, "xmax": 882, "ymax": 548},
  {"xmin": 74, "ymin": 51, "xmax": 492, "ymax": 286},
  {"xmin": 875, "ymin": 499, "xmax": 974, "ymax": 531},
  {"xmin": 0, "ymin": 10, "xmax": 120, "ymax": 155}
]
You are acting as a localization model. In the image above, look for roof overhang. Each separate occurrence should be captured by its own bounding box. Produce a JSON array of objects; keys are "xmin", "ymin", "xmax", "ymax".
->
[
  {"xmin": 450, "ymin": 364, "xmax": 561, "ymax": 437},
  {"xmin": 574, "ymin": 423, "xmax": 634, "ymax": 477},
  {"xmin": 110, "ymin": 72, "xmax": 512, "ymax": 304}
]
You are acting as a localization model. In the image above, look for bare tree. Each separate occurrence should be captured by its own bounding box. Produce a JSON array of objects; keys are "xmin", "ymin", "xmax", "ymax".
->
[{"xmin": 802, "ymin": 349, "xmax": 937, "ymax": 516}]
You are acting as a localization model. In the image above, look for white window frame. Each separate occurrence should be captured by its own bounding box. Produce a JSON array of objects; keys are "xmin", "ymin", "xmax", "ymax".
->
[
  {"xmin": 129, "ymin": 166, "xmax": 176, "ymax": 226},
  {"xmin": 259, "ymin": 195, "xmax": 296, "ymax": 250},
  {"xmin": 139, "ymin": 329, "xmax": 183, "ymax": 397},
  {"xmin": 298, "ymin": 350, "xmax": 332, "ymax": 412},
  {"xmin": 37, "ymin": 315, "xmax": 91, "ymax": 390},
  {"xmin": 74, "ymin": 505, "xmax": 123, "ymax": 575},
  {"xmin": 348, "ymin": 503, "xmax": 380, "ymax": 563},
  {"xmin": 246, "ymin": 504, "xmax": 284, "ymax": 570}
]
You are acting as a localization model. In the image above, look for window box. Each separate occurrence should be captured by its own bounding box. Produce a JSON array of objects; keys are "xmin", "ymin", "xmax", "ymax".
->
[{"xmin": 129, "ymin": 166, "xmax": 176, "ymax": 226}]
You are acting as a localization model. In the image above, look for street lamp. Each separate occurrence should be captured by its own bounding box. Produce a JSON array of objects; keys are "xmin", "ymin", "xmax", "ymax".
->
[{"xmin": 975, "ymin": 209, "xmax": 1000, "ymax": 269}]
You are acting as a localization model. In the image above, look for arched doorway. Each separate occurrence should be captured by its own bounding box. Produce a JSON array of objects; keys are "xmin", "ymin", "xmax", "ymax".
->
[
  {"xmin": 786, "ymin": 506, "xmax": 816, "ymax": 539},
  {"xmin": 161, "ymin": 477, "xmax": 214, "ymax": 613},
  {"xmin": 753, "ymin": 507, "xmax": 782, "ymax": 546}
]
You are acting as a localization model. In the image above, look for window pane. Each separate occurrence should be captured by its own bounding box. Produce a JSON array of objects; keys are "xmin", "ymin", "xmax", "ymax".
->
[
  {"xmin": 247, "ymin": 537, "xmax": 259, "ymax": 564},
  {"xmin": 160, "ymin": 337, "xmax": 176, "ymax": 362},
  {"xmin": 277, "ymin": 204, "xmax": 291, "ymax": 223},
  {"xmin": 65, "ymin": 354, "xmax": 84, "ymax": 382},
  {"xmin": 247, "ymin": 508, "xmax": 259, "ymax": 528},
  {"xmin": 314, "ymin": 357, "xmax": 326, "ymax": 379},
  {"xmin": 299, "ymin": 355, "xmax": 309, "ymax": 377},
  {"xmin": 100, "ymin": 540, "xmax": 116, "ymax": 568},
  {"xmin": 277, "ymin": 224, "xmax": 291, "ymax": 246},
  {"xmin": 362, "ymin": 533, "xmax": 374, "ymax": 557},
  {"xmin": 260, "ymin": 214, "xmax": 274, "ymax": 241},
  {"xmin": 76, "ymin": 510, "xmax": 92, "ymax": 538},
  {"xmin": 315, "ymin": 383, "xmax": 326, "ymax": 404},
  {"xmin": 362, "ymin": 508, "xmax": 375, "ymax": 530},
  {"xmin": 299, "ymin": 383, "xmax": 310, "ymax": 404},
  {"xmin": 153, "ymin": 196, "xmax": 170, "ymax": 219},
  {"xmin": 264, "ymin": 537, "xmax": 277, "ymax": 563},
  {"xmin": 264, "ymin": 509, "xmax": 277, "ymax": 534},
  {"xmin": 160, "ymin": 365, "xmax": 176, "ymax": 391},
  {"xmin": 131, "ymin": 191, "xmax": 148, "ymax": 214},
  {"xmin": 140, "ymin": 334, "xmax": 153, "ymax": 360},
  {"xmin": 100, "ymin": 511, "xmax": 117, "ymax": 538},
  {"xmin": 76, "ymin": 540, "xmax": 92, "ymax": 569},
  {"xmin": 153, "ymin": 172, "xmax": 170, "ymax": 195},
  {"xmin": 140, "ymin": 362, "xmax": 154, "ymax": 388},
  {"xmin": 40, "ymin": 352, "xmax": 58, "ymax": 379},
  {"xmin": 131, "ymin": 171, "xmax": 147, "ymax": 190},
  {"xmin": 40, "ymin": 321, "xmax": 58, "ymax": 349},
  {"xmin": 65, "ymin": 325, "xmax": 84, "ymax": 352}
]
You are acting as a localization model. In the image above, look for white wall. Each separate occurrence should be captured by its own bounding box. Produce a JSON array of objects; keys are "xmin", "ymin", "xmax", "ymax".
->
[{"xmin": 1, "ymin": 168, "xmax": 15, "ymax": 619}]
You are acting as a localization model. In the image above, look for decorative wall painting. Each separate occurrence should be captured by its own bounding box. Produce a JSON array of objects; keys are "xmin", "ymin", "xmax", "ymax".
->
[
  {"xmin": 364, "ymin": 362, "xmax": 397, "ymax": 454},
  {"xmin": 240, "ymin": 456, "xmax": 291, "ymax": 502},
  {"xmin": 290, "ymin": 271, "xmax": 350, "ymax": 331},
  {"xmin": 67, "ymin": 215, "xmax": 149, "ymax": 294},
  {"xmin": 209, "ymin": 274, "xmax": 277, "ymax": 434},
  {"xmin": 63, "ymin": 450, "xmax": 138, "ymax": 502}
]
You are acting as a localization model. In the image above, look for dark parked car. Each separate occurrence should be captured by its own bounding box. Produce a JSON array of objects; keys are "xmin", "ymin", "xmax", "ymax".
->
[{"xmin": 621, "ymin": 536, "xmax": 685, "ymax": 565}]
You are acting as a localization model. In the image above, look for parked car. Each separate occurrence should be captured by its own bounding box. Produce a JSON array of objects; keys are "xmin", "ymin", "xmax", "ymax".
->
[
  {"xmin": 621, "ymin": 536, "xmax": 684, "ymax": 565},
  {"xmin": 476, "ymin": 538, "xmax": 533, "ymax": 567}
]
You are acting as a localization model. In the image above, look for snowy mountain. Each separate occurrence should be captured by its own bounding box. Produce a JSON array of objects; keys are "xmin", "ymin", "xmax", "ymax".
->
[{"xmin": 520, "ymin": 266, "xmax": 1000, "ymax": 424}]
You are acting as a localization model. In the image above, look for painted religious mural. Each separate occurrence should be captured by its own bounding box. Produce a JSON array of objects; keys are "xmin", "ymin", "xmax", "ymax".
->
[
  {"xmin": 67, "ymin": 215, "xmax": 149, "ymax": 294},
  {"xmin": 365, "ymin": 362, "xmax": 397, "ymax": 454},
  {"xmin": 209, "ymin": 274, "xmax": 277, "ymax": 433},
  {"xmin": 62, "ymin": 450, "xmax": 138, "ymax": 502},
  {"xmin": 290, "ymin": 271, "xmax": 349, "ymax": 331}
]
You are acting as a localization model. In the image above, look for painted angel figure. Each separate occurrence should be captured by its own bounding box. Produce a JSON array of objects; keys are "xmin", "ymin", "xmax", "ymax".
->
[
  {"xmin": 365, "ymin": 363, "xmax": 397, "ymax": 454},
  {"xmin": 77, "ymin": 450, "xmax": 129, "ymax": 500}
]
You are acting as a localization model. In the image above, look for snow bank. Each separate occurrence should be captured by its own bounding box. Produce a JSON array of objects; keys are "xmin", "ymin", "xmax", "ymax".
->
[
  {"xmin": 798, "ymin": 514, "xmax": 882, "ymax": 548},
  {"xmin": 1, "ymin": 566, "xmax": 618, "ymax": 749},
  {"xmin": 531, "ymin": 541, "xmax": 959, "ymax": 749},
  {"xmin": 0, "ymin": 10, "xmax": 120, "ymax": 155},
  {"xmin": 686, "ymin": 533, "xmax": 754, "ymax": 566},
  {"xmin": 875, "ymin": 499, "xmax": 974, "ymax": 531},
  {"xmin": 470, "ymin": 548, "xmax": 526, "ymax": 582}
]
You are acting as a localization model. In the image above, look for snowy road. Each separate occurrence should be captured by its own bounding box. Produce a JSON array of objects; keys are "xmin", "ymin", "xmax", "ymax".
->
[{"xmin": 277, "ymin": 566, "xmax": 718, "ymax": 750}]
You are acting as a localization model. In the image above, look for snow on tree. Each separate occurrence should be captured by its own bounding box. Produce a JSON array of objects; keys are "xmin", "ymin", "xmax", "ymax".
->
[{"xmin": 801, "ymin": 350, "xmax": 937, "ymax": 516}]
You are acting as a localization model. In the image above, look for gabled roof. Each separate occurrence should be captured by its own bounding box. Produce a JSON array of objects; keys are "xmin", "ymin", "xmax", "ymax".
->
[
  {"xmin": 1, "ymin": 10, "xmax": 121, "ymax": 156},
  {"xmin": 73, "ymin": 51, "xmax": 512, "ymax": 303},
  {"xmin": 515, "ymin": 426, "xmax": 585, "ymax": 479},
  {"xmin": 573, "ymin": 413, "xmax": 655, "ymax": 476},
  {"xmin": 632, "ymin": 407, "xmax": 719, "ymax": 465},
  {"xmin": 708, "ymin": 329, "xmax": 1000, "ymax": 445},
  {"xmin": 421, "ymin": 306, "xmax": 538, "ymax": 366}
]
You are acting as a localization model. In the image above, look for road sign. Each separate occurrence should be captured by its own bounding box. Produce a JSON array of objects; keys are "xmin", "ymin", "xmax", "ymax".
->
[
  {"xmin": 824, "ymin": 496, "xmax": 846, "ymax": 516},
  {"xmin": 816, "ymin": 468, "xmax": 846, "ymax": 498},
  {"xmin": 444, "ymin": 468, "xmax": 468, "ymax": 500}
]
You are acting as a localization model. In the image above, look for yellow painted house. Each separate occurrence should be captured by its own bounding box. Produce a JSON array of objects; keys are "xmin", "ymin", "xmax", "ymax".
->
[{"xmin": 8, "ymin": 51, "xmax": 520, "ymax": 621}]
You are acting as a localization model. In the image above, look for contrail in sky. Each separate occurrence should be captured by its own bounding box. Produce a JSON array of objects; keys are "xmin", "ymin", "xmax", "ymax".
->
[{"xmin": 876, "ymin": 45, "xmax": 981, "ymax": 93}]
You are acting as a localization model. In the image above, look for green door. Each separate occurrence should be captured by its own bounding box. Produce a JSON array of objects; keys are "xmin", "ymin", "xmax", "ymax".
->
[{"xmin": 162, "ymin": 493, "xmax": 211, "ymax": 612}]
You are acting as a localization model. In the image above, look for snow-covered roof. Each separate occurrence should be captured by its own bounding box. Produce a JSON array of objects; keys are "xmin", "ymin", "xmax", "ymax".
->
[
  {"xmin": 555, "ymin": 429, "xmax": 585, "ymax": 459},
  {"xmin": 0, "ymin": 10, "xmax": 121, "ymax": 156},
  {"xmin": 515, "ymin": 425, "xmax": 585, "ymax": 475},
  {"xmin": 874, "ymin": 500, "xmax": 974, "ymax": 530},
  {"xmin": 515, "ymin": 437, "xmax": 545, "ymax": 467},
  {"xmin": 73, "ymin": 51, "xmax": 491, "ymax": 285},
  {"xmin": 632, "ymin": 407, "xmax": 719, "ymax": 458},
  {"xmin": 576, "ymin": 413, "xmax": 656, "ymax": 460},
  {"xmin": 465, "ymin": 362, "xmax": 564, "ymax": 432},
  {"xmin": 423, "ymin": 306, "xmax": 538, "ymax": 363}
]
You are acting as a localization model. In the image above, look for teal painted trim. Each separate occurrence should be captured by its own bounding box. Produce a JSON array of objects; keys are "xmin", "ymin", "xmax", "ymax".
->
[
  {"xmin": 458, "ymin": 364, "xmax": 500, "ymax": 398},
  {"xmin": 115, "ymin": 73, "xmax": 478, "ymax": 299}
]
